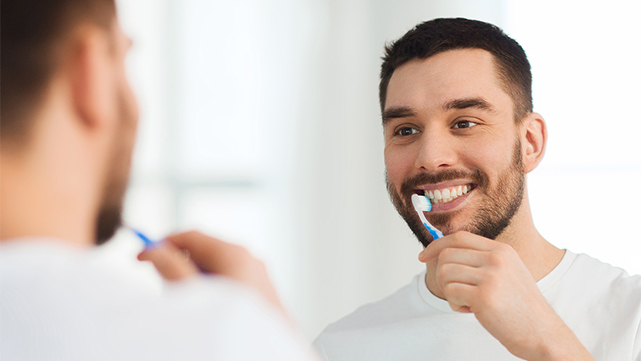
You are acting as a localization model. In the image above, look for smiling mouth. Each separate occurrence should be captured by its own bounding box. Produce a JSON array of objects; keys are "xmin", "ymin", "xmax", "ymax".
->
[{"xmin": 415, "ymin": 184, "xmax": 475, "ymax": 204}]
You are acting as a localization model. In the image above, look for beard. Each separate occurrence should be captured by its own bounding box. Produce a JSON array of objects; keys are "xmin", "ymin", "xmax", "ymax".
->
[
  {"xmin": 95, "ymin": 88, "xmax": 137, "ymax": 245},
  {"xmin": 95, "ymin": 201, "xmax": 124, "ymax": 245},
  {"xmin": 387, "ymin": 140, "xmax": 525, "ymax": 247},
  {"xmin": 95, "ymin": 151, "xmax": 130, "ymax": 245}
]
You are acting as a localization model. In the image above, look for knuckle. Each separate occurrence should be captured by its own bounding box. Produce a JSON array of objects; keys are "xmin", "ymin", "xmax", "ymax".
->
[
  {"xmin": 182, "ymin": 229, "xmax": 199, "ymax": 237},
  {"xmin": 231, "ymin": 244, "xmax": 258, "ymax": 265},
  {"xmin": 496, "ymin": 242, "xmax": 515, "ymax": 255},
  {"xmin": 253, "ymin": 258, "xmax": 267, "ymax": 271},
  {"xmin": 234, "ymin": 244, "xmax": 252, "ymax": 257},
  {"xmin": 236, "ymin": 253, "xmax": 267, "ymax": 277},
  {"xmin": 168, "ymin": 229, "xmax": 199, "ymax": 242},
  {"xmin": 487, "ymin": 251, "xmax": 505, "ymax": 266},
  {"xmin": 187, "ymin": 230, "xmax": 204, "ymax": 238}
]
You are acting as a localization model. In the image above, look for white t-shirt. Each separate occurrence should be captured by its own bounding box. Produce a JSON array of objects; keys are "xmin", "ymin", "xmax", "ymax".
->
[
  {"xmin": 0, "ymin": 239, "xmax": 318, "ymax": 361},
  {"xmin": 314, "ymin": 250, "xmax": 641, "ymax": 361}
]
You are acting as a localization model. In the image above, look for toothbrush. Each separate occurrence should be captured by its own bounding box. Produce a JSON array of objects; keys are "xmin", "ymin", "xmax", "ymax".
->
[
  {"xmin": 129, "ymin": 227, "xmax": 160, "ymax": 248},
  {"xmin": 411, "ymin": 194, "xmax": 444, "ymax": 240},
  {"xmin": 129, "ymin": 227, "xmax": 205, "ymax": 273}
]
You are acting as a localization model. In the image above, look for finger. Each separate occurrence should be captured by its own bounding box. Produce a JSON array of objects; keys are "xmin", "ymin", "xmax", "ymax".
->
[
  {"xmin": 437, "ymin": 263, "xmax": 482, "ymax": 288},
  {"xmin": 442, "ymin": 282, "xmax": 476, "ymax": 314},
  {"xmin": 164, "ymin": 231, "xmax": 253, "ymax": 276},
  {"xmin": 419, "ymin": 231, "xmax": 497, "ymax": 262},
  {"xmin": 434, "ymin": 247, "xmax": 488, "ymax": 268},
  {"xmin": 164, "ymin": 231, "xmax": 287, "ymax": 316},
  {"xmin": 138, "ymin": 243, "xmax": 200, "ymax": 281}
]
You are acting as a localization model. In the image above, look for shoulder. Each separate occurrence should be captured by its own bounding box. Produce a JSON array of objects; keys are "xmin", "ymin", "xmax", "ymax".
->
[
  {"xmin": 559, "ymin": 251, "xmax": 641, "ymax": 318},
  {"xmin": 555, "ymin": 252, "xmax": 641, "ymax": 357},
  {"xmin": 568, "ymin": 252, "xmax": 641, "ymax": 294},
  {"xmin": 0, "ymin": 241, "xmax": 317, "ymax": 361}
]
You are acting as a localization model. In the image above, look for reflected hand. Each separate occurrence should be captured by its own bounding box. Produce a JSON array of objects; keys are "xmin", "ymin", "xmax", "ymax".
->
[{"xmin": 138, "ymin": 231, "xmax": 286, "ymax": 316}]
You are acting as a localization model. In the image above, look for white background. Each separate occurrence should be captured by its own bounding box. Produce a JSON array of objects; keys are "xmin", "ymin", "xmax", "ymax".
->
[{"xmin": 110, "ymin": 0, "xmax": 641, "ymax": 339}]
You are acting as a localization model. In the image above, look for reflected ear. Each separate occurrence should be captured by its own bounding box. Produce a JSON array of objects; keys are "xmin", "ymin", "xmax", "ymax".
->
[
  {"xmin": 521, "ymin": 112, "xmax": 547, "ymax": 173},
  {"xmin": 68, "ymin": 27, "xmax": 114, "ymax": 130}
]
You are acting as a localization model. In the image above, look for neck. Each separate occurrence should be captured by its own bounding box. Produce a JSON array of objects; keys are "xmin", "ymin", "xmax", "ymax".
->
[
  {"xmin": 493, "ymin": 194, "xmax": 564, "ymax": 281},
  {"xmin": 0, "ymin": 107, "xmax": 103, "ymax": 247}
]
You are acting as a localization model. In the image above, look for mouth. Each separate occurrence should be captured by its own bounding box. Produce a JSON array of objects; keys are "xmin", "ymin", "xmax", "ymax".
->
[{"xmin": 414, "ymin": 183, "xmax": 476, "ymax": 205}]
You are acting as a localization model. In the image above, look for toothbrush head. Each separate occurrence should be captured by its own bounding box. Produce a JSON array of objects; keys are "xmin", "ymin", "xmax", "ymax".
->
[{"xmin": 411, "ymin": 193, "xmax": 432, "ymax": 212}]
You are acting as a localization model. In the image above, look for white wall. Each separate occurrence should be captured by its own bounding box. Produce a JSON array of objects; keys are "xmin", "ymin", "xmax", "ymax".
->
[
  {"xmin": 113, "ymin": 0, "xmax": 641, "ymax": 340},
  {"xmin": 506, "ymin": 0, "xmax": 641, "ymax": 278}
]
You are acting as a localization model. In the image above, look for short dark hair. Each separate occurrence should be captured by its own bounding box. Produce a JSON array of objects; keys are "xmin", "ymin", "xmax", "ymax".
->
[
  {"xmin": 379, "ymin": 18, "xmax": 532, "ymax": 122},
  {"xmin": 1, "ymin": 0, "xmax": 116, "ymax": 145}
]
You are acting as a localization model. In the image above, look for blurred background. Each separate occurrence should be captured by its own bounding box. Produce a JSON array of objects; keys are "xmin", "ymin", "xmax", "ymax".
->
[{"xmin": 108, "ymin": 0, "xmax": 641, "ymax": 340}]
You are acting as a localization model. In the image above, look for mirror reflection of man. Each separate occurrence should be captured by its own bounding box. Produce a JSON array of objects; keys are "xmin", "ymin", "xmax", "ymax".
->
[
  {"xmin": 314, "ymin": 18, "xmax": 641, "ymax": 361},
  {"xmin": 0, "ymin": 1, "xmax": 318, "ymax": 360}
]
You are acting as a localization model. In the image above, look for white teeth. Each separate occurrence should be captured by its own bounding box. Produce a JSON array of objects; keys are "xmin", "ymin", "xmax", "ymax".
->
[
  {"xmin": 424, "ymin": 185, "xmax": 472, "ymax": 204},
  {"xmin": 434, "ymin": 189, "xmax": 442, "ymax": 200}
]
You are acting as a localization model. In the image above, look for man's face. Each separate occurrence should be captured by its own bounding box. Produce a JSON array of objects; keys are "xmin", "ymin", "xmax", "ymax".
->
[
  {"xmin": 383, "ymin": 49, "xmax": 526, "ymax": 247},
  {"xmin": 96, "ymin": 22, "xmax": 139, "ymax": 245}
]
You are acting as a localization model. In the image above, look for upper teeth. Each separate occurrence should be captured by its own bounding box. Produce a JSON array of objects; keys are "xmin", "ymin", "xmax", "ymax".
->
[{"xmin": 425, "ymin": 185, "xmax": 470, "ymax": 204}]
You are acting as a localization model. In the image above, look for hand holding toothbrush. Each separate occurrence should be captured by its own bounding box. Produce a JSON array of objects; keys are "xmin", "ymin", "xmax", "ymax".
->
[
  {"xmin": 137, "ymin": 231, "xmax": 286, "ymax": 317},
  {"xmin": 410, "ymin": 195, "xmax": 592, "ymax": 359},
  {"xmin": 417, "ymin": 231, "xmax": 594, "ymax": 360}
]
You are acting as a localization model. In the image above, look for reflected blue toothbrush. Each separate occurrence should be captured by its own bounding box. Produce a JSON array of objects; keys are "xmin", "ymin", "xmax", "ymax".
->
[
  {"xmin": 411, "ymin": 194, "xmax": 443, "ymax": 240},
  {"xmin": 129, "ymin": 227, "xmax": 205, "ymax": 273},
  {"xmin": 129, "ymin": 227, "xmax": 159, "ymax": 248}
]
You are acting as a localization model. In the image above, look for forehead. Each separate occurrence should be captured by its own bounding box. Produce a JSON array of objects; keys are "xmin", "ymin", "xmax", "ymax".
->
[{"xmin": 385, "ymin": 49, "xmax": 513, "ymax": 116}]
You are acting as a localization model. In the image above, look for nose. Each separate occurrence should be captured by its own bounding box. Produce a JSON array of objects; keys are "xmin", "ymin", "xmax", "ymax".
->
[{"xmin": 414, "ymin": 130, "xmax": 458, "ymax": 172}]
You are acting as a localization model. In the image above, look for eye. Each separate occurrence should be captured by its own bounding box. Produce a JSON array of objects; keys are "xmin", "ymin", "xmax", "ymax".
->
[
  {"xmin": 395, "ymin": 127, "xmax": 420, "ymax": 136},
  {"xmin": 453, "ymin": 120, "xmax": 478, "ymax": 129}
]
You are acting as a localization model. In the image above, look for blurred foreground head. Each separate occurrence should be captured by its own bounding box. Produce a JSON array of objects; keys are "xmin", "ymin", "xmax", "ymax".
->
[{"xmin": 1, "ymin": 0, "xmax": 139, "ymax": 245}]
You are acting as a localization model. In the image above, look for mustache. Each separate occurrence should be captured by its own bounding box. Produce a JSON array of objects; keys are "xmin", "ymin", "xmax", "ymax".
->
[{"xmin": 398, "ymin": 169, "xmax": 487, "ymax": 197}]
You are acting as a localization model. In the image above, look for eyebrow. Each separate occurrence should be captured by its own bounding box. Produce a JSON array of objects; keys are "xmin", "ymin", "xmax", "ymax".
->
[
  {"xmin": 382, "ymin": 106, "xmax": 416, "ymax": 125},
  {"xmin": 382, "ymin": 97, "xmax": 498, "ymax": 126},
  {"xmin": 443, "ymin": 97, "xmax": 498, "ymax": 113}
]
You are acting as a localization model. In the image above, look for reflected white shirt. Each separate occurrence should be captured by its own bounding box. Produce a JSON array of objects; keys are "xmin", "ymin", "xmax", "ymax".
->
[{"xmin": 0, "ymin": 239, "xmax": 318, "ymax": 361}]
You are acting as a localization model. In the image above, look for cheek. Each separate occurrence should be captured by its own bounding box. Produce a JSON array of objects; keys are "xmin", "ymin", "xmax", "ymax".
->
[
  {"xmin": 384, "ymin": 145, "xmax": 414, "ymax": 186},
  {"xmin": 462, "ymin": 140, "xmax": 514, "ymax": 179}
]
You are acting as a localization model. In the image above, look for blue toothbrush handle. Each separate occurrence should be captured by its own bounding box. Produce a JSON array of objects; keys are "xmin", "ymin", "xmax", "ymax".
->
[
  {"xmin": 129, "ymin": 227, "xmax": 159, "ymax": 248},
  {"xmin": 423, "ymin": 222, "xmax": 443, "ymax": 240}
]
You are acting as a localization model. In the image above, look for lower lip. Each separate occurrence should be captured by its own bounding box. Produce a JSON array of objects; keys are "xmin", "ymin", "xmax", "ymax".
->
[{"xmin": 428, "ymin": 190, "xmax": 472, "ymax": 212}]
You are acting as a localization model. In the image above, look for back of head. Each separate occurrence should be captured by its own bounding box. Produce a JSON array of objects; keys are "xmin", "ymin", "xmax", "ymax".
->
[
  {"xmin": 1, "ymin": 0, "xmax": 116, "ymax": 148},
  {"xmin": 379, "ymin": 18, "xmax": 532, "ymax": 122}
]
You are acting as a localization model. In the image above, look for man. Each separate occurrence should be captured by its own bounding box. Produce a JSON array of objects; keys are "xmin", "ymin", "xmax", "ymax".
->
[
  {"xmin": 0, "ymin": 1, "xmax": 317, "ymax": 360},
  {"xmin": 314, "ymin": 18, "xmax": 641, "ymax": 360}
]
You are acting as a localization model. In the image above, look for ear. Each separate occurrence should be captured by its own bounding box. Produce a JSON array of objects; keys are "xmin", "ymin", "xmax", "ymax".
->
[
  {"xmin": 520, "ymin": 112, "xmax": 547, "ymax": 174},
  {"xmin": 67, "ymin": 26, "xmax": 116, "ymax": 131}
]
